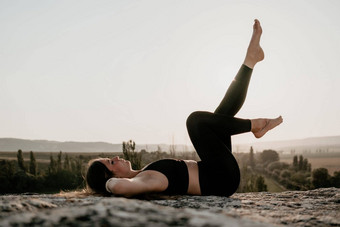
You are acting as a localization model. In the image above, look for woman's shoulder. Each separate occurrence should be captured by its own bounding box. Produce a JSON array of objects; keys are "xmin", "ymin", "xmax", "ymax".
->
[{"xmin": 135, "ymin": 168, "xmax": 169, "ymax": 187}]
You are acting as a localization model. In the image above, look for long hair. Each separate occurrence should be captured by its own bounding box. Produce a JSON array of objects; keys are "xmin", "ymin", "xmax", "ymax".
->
[{"xmin": 86, "ymin": 160, "xmax": 114, "ymax": 194}]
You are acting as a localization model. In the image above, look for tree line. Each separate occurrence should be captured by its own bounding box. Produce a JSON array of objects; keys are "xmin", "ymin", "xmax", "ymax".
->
[
  {"xmin": 0, "ymin": 150, "xmax": 85, "ymax": 194},
  {"xmin": 1, "ymin": 142, "xmax": 339, "ymax": 194},
  {"xmin": 238, "ymin": 147, "xmax": 340, "ymax": 191},
  {"xmin": 0, "ymin": 140, "xmax": 198, "ymax": 194}
]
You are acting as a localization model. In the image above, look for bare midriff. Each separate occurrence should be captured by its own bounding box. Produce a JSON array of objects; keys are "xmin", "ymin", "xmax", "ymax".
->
[{"xmin": 183, "ymin": 160, "xmax": 201, "ymax": 195}]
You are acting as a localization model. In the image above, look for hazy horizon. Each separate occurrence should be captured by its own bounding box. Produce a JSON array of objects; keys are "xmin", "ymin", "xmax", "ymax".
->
[
  {"xmin": 1, "ymin": 1, "xmax": 340, "ymax": 146},
  {"xmin": 2, "ymin": 135, "xmax": 340, "ymax": 155},
  {"xmin": 1, "ymin": 134, "xmax": 340, "ymax": 146}
]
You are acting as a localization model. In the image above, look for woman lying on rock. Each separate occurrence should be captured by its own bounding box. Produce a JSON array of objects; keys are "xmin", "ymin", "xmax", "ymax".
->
[{"xmin": 85, "ymin": 19, "xmax": 283, "ymax": 197}]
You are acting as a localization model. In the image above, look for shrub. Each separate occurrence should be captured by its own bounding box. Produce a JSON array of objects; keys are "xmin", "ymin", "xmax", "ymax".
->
[
  {"xmin": 330, "ymin": 171, "xmax": 340, "ymax": 188},
  {"xmin": 272, "ymin": 170, "xmax": 281, "ymax": 181},
  {"xmin": 312, "ymin": 168, "xmax": 330, "ymax": 188},
  {"xmin": 281, "ymin": 170, "xmax": 291, "ymax": 178},
  {"xmin": 268, "ymin": 161, "xmax": 289, "ymax": 172},
  {"xmin": 260, "ymin": 150, "xmax": 279, "ymax": 166},
  {"xmin": 291, "ymin": 172, "xmax": 308, "ymax": 185},
  {"xmin": 256, "ymin": 175, "xmax": 267, "ymax": 192}
]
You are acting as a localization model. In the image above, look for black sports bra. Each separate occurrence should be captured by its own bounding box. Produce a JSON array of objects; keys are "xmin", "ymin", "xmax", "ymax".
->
[{"xmin": 142, "ymin": 159, "xmax": 189, "ymax": 195}]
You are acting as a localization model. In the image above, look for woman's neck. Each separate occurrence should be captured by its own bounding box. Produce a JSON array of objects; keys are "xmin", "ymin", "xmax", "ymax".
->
[{"xmin": 127, "ymin": 169, "xmax": 142, "ymax": 178}]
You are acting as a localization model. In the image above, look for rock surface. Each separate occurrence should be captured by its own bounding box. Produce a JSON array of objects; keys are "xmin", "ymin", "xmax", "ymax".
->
[{"xmin": 0, "ymin": 188, "xmax": 339, "ymax": 226}]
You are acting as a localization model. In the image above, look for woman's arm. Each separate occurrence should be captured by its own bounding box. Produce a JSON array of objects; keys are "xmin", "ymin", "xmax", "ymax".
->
[{"xmin": 106, "ymin": 171, "xmax": 168, "ymax": 197}]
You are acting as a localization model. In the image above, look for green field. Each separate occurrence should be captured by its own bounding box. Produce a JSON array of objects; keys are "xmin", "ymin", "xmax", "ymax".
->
[{"xmin": 264, "ymin": 177, "xmax": 285, "ymax": 192}]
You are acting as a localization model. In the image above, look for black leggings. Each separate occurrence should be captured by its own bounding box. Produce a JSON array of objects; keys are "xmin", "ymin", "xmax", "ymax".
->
[{"xmin": 186, "ymin": 64, "xmax": 253, "ymax": 196}]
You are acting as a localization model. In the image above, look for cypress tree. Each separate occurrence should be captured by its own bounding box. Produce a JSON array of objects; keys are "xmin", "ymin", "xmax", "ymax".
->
[
  {"xmin": 71, "ymin": 159, "xmax": 76, "ymax": 172},
  {"xmin": 307, "ymin": 163, "xmax": 312, "ymax": 172},
  {"xmin": 298, "ymin": 155, "xmax": 304, "ymax": 171},
  {"xmin": 17, "ymin": 149, "xmax": 26, "ymax": 172},
  {"xmin": 48, "ymin": 154, "xmax": 57, "ymax": 174},
  {"xmin": 64, "ymin": 154, "xmax": 70, "ymax": 171},
  {"xmin": 57, "ymin": 151, "xmax": 62, "ymax": 171},
  {"xmin": 293, "ymin": 155, "xmax": 298, "ymax": 171},
  {"xmin": 256, "ymin": 175, "xmax": 267, "ymax": 192},
  {"xmin": 302, "ymin": 158, "xmax": 308, "ymax": 171},
  {"xmin": 29, "ymin": 151, "xmax": 37, "ymax": 175},
  {"xmin": 75, "ymin": 157, "xmax": 82, "ymax": 175},
  {"xmin": 249, "ymin": 146, "xmax": 255, "ymax": 168}
]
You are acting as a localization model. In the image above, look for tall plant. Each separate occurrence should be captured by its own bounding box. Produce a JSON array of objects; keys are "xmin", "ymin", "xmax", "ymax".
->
[
  {"xmin": 122, "ymin": 140, "xmax": 142, "ymax": 169},
  {"xmin": 17, "ymin": 149, "xmax": 26, "ymax": 172},
  {"xmin": 29, "ymin": 151, "xmax": 37, "ymax": 175}
]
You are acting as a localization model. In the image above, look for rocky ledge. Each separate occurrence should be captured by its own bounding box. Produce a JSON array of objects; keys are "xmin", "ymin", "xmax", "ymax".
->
[{"xmin": 0, "ymin": 188, "xmax": 339, "ymax": 227}]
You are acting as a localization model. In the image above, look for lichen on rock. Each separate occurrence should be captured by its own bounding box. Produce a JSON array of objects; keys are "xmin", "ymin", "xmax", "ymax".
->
[{"xmin": 0, "ymin": 188, "xmax": 339, "ymax": 226}]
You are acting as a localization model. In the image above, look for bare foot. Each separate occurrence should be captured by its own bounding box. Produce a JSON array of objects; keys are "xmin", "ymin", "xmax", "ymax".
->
[
  {"xmin": 243, "ymin": 19, "xmax": 265, "ymax": 69},
  {"xmin": 251, "ymin": 116, "xmax": 283, "ymax": 138}
]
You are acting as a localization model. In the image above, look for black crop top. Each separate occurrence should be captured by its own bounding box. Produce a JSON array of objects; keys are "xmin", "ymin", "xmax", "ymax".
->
[{"xmin": 142, "ymin": 159, "xmax": 189, "ymax": 195}]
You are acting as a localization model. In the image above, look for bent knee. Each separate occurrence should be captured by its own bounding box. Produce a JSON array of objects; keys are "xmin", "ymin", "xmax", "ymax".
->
[{"xmin": 186, "ymin": 111, "xmax": 206, "ymax": 128}]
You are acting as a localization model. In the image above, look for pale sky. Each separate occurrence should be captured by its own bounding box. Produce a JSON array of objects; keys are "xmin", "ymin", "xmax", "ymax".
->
[{"xmin": 1, "ymin": 0, "xmax": 340, "ymax": 147}]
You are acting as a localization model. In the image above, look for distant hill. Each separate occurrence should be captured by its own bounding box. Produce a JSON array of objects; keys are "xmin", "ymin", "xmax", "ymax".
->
[
  {"xmin": 233, "ymin": 135, "xmax": 340, "ymax": 154},
  {"xmin": 1, "ymin": 136, "xmax": 340, "ymax": 154},
  {"xmin": 0, "ymin": 138, "xmax": 192, "ymax": 153}
]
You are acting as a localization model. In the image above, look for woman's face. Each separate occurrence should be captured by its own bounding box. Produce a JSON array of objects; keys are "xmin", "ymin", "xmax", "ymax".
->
[{"xmin": 98, "ymin": 156, "xmax": 132, "ymax": 178}]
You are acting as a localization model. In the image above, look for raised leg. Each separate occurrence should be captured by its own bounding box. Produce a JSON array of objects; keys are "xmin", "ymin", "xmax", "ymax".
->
[
  {"xmin": 243, "ymin": 19, "xmax": 264, "ymax": 69},
  {"xmin": 214, "ymin": 19, "xmax": 264, "ymax": 116},
  {"xmin": 214, "ymin": 65, "xmax": 253, "ymax": 116}
]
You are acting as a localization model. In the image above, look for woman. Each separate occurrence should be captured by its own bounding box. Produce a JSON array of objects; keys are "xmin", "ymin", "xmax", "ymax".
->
[{"xmin": 86, "ymin": 19, "xmax": 283, "ymax": 197}]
